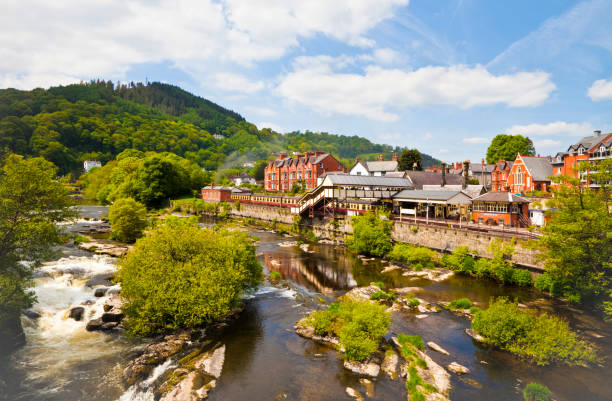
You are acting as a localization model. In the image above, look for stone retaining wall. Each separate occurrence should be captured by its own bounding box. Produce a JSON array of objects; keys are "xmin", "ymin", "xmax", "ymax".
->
[{"xmin": 229, "ymin": 203, "xmax": 294, "ymax": 225}]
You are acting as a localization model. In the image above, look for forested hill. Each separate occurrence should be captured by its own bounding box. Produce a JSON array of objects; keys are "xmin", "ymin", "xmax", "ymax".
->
[{"xmin": 0, "ymin": 81, "xmax": 439, "ymax": 174}]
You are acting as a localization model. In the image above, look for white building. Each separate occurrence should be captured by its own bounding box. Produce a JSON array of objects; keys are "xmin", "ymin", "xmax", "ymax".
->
[
  {"xmin": 229, "ymin": 173, "xmax": 257, "ymax": 186},
  {"xmin": 83, "ymin": 160, "xmax": 101, "ymax": 172},
  {"xmin": 349, "ymin": 154, "xmax": 399, "ymax": 177}
]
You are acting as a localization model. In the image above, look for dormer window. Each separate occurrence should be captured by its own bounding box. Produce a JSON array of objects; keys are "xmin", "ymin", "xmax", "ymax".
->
[{"xmin": 578, "ymin": 147, "xmax": 584, "ymax": 155}]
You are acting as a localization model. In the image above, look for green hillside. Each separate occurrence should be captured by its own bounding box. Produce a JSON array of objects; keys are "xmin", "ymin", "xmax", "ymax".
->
[{"xmin": 0, "ymin": 81, "xmax": 440, "ymax": 175}]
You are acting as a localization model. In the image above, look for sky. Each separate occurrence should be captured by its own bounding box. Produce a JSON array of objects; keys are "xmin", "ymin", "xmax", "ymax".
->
[{"xmin": 3, "ymin": 0, "xmax": 612, "ymax": 162}]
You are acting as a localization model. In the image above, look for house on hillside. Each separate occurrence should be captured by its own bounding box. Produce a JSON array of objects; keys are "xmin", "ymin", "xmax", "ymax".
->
[
  {"xmin": 349, "ymin": 154, "xmax": 399, "ymax": 176},
  {"xmin": 229, "ymin": 173, "xmax": 256, "ymax": 186},
  {"xmin": 264, "ymin": 151, "xmax": 346, "ymax": 192},
  {"xmin": 490, "ymin": 160, "xmax": 514, "ymax": 192},
  {"xmin": 507, "ymin": 155, "xmax": 553, "ymax": 194},
  {"xmin": 83, "ymin": 160, "xmax": 101, "ymax": 172}
]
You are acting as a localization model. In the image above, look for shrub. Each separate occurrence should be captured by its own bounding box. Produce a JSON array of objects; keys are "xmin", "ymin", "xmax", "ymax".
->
[
  {"xmin": 269, "ymin": 270, "xmax": 281, "ymax": 282},
  {"xmin": 117, "ymin": 219, "xmax": 262, "ymax": 336},
  {"xmin": 388, "ymin": 243, "xmax": 434, "ymax": 265},
  {"xmin": 449, "ymin": 298, "xmax": 472, "ymax": 309},
  {"xmin": 512, "ymin": 269, "xmax": 533, "ymax": 286},
  {"xmin": 472, "ymin": 298, "xmax": 598, "ymax": 366},
  {"xmin": 346, "ymin": 213, "xmax": 392, "ymax": 257},
  {"xmin": 108, "ymin": 197, "xmax": 147, "ymax": 243},
  {"xmin": 73, "ymin": 234, "xmax": 90, "ymax": 244},
  {"xmin": 443, "ymin": 246, "xmax": 475, "ymax": 274},
  {"xmin": 370, "ymin": 290, "xmax": 396, "ymax": 302},
  {"xmin": 523, "ymin": 383, "xmax": 552, "ymax": 401},
  {"xmin": 407, "ymin": 298, "xmax": 420, "ymax": 308},
  {"xmin": 397, "ymin": 334, "xmax": 424, "ymax": 351},
  {"xmin": 305, "ymin": 300, "xmax": 391, "ymax": 361}
]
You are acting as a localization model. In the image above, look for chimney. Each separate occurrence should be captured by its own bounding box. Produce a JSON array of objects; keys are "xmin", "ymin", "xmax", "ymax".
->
[
  {"xmin": 279, "ymin": 152, "xmax": 287, "ymax": 160},
  {"xmin": 441, "ymin": 161, "xmax": 446, "ymax": 187},
  {"xmin": 594, "ymin": 130, "xmax": 602, "ymax": 136},
  {"xmin": 210, "ymin": 182, "xmax": 214, "ymax": 189},
  {"xmin": 355, "ymin": 156, "xmax": 359, "ymax": 163},
  {"xmin": 412, "ymin": 162, "xmax": 417, "ymax": 171},
  {"xmin": 392, "ymin": 152, "xmax": 398, "ymax": 161},
  {"xmin": 378, "ymin": 154, "xmax": 384, "ymax": 161},
  {"xmin": 462, "ymin": 159, "xmax": 470, "ymax": 189}
]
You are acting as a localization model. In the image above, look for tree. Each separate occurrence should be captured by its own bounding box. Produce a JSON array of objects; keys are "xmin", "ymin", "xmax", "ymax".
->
[
  {"xmin": 346, "ymin": 212, "xmax": 393, "ymax": 257},
  {"xmin": 398, "ymin": 148, "xmax": 422, "ymax": 171},
  {"xmin": 108, "ymin": 198, "xmax": 147, "ymax": 243},
  {"xmin": 251, "ymin": 159, "xmax": 267, "ymax": 181},
  {"xmin": 117, "ymin": 219, "xmax": 262, "ymax": 336},
  {"xmin": 0, "ymin": 155, "xmax": 75, "ymax": 353},
  {"xmin": 536, "ymin": 160, "xmax": 611, "ymax": 309},
  {"xmin": 486, "ymin": 134, "xmax": 535, "ymax": 163}
]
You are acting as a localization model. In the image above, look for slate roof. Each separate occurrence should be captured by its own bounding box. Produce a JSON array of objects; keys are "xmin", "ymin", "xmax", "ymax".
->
[
  {"xmin": 404, "ymin": 171, "xmax": 463, "ymax": 189},
  {"xmin": 422, "ymin": 184, "xmax": 485, "ymax": 199},
  {"xmin": 324, "ymin": 175, "xmax": 413, "ymax": 188},
  {"xmin": 521, "ymin": 156, "xmax": 553, "ymax": 182},
  {"xmin": 568, "ymin": 133, "xmax": 609, "ymax": 152},
  {"xmin": 393, "ymin": 190, "xmax": 471, "ymax": 203},
  {"xmin": 272, "ymin": 152, "xmax": 332, "ymax": 168},
  {"xmin": 471, "ymin": 192, "xmax": 530, "ymax": 203},
  {"xmin": 364, "ymin": 160, "xmax": 398, "ymax": 172},
  {"xmin": 384, "ymin": 171, "xmax": 408, "ymax": 178},
  {"xmin": 471, "ymin": 163, "xmax": 496, "ymax": 174}
]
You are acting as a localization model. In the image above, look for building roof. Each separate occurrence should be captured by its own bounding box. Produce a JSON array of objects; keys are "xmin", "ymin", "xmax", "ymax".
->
[
  {"xmin": 521, "ymin": 156, "xmax": 553, "ymax": 182},
  {"xmin": 422, "ymin": 184, "xmax": 485, "ymax": 199},
  {"xmin": 364, "ymin": 160, "xmax": 398, "ymax": 172},
  {"xmin": 568, "ymin": 132, "xmax": 610, "ymax": 152},
  {"xmin": 393, "ymin": 190, "xmax": 472, "ymax": 204},
  {"xmin": 384, "ymin": 171, "xmax": 407, "ymax": 178},
  {"xmin": 404, "ymin": 170, "xmax": 463, "ymax": 189},
  {"xmin": 229, "ymin": 173, "xmax": 254, "ymax": 179},
  {"xmin": 494, "ymin": 160, "xmax": 514, "ymax": 171},
  {"xmin": 271, "ymin": 152, "xmax": 333, "ymax": 168},
  {"xmin": 471, "ymin": 163, "xmax": 496, "ymax": 174},
  {"xmin": 323, "ymin": 174, "xmax": 414, "ymax": 188},
  {"xmin": 202, "ymin": 185, "xmax": 234, "ymax": 191},
  {"xmin": 471, "ymin": 192, "xmax": 530, "ymax": 203}
]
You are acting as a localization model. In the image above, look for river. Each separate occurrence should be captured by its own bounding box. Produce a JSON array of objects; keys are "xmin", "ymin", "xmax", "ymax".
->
[{"xmin": 1, "ymin": 207, "xmax": 610, "ymax": 401}]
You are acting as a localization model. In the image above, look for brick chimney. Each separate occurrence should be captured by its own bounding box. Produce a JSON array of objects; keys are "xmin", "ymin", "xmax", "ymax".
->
[
  {"xmin": 462, "ymin": 159, "xmax": 470, "ymax": 189},
  {"xmin": 441, "ymin": 161, "xmax": 446, "ymax": 187},
  {"xmin": 355, "ymin": 156, "xmax": 359, "ymax": 163},
  {"xmin": 392, "ymin": 152, "xmax": 398, "ymax": 161},
  {"xmin": 412, "ymin": 162, "xmax": 417, "ymax": 171},
  {"xmin": 594, "ymin": 130, "xmax": 602, "ymax": 136},
  {"xmin": 378, "ymin": 154, "xmax": 384, "ymax": 161},
  {"xmin": 279, "ymin": 152, "xmax": 287, "ymax": 160}
]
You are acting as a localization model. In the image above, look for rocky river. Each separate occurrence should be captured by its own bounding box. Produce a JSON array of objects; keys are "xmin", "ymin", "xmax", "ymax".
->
[{"xmin": 0, "ymin": 206, "xmax": 610, "ymax": 401}]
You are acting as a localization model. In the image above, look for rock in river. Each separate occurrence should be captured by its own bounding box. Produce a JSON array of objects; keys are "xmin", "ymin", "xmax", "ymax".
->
[
  {"xmin": 447, "ymin": 362, "xmax": 469, "ymax": 375},
  {"xmin": 101, "ymin": 295, "xmax": 124, "ymax": 323},
  {"xmin": 427, "ymin": 341, "xmax": 449, "ymax": 355},
  {"xmin": 69, "ymin": 306, "xmax": 85, "ymax": 321},
  {"xmin": 86, "ymin": 318, "xmax": 103, "ymax": 331},
  {"xmin": 94, "ymin": 287, "xmax": 108, "ymax": 297},
  {"xmin": 194, "ymin": 344, "xmax": 226, "ymax": 379},
  {"xmin": 343, "ymin": 359, "xmax": 380, "ymax": 378},
  {"xmin": 345, "ymin": 387, "xmax": 363, "ymax": 401},
  {"xmin": 86, "ymin": 273, "xmax": 114, "ymax": 288}
]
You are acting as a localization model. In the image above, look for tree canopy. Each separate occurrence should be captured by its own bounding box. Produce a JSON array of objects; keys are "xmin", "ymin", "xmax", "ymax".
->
[
  {"xmin": 398, "ymin": 148, "xmax": 423, "ymax": 171},
  {"xmin": 108, "ymin": 197, "xmax": 147, "ymax": 242},
  {"xmin": 117, "ymin": 218, "xmax": 262, "ymax": 336},
  {"xmin": 486, "ymin": 134, "xmax": 535, "ymax": 164}
]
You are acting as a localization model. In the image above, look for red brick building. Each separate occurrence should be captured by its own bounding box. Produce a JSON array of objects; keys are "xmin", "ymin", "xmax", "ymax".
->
[
  {"xmin": 490, "ymin": 160, "xmax": 513, "ymax": 192},
  {"xmin": 264, "ymin": 152, "xmax": 346, "ymax": 192},
  {"xmin": 507, "ymin": 154, "xmax": 553, "ymax": 194},
  {"xmin": 201, "ymin": 184, "xmax": 233, "ymax": 203},
  {"xmin": 471, "ymin": 192, "xmax": 530, "ymax": 227}
]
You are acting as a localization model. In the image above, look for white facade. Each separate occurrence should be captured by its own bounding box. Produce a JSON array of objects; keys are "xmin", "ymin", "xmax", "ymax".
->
[
  {"xmin": 83, "ymin": 160, "xmax": 101, "ymax": 172},
  {"xmin": 529, "ymin": 209, "xmax": 546, "ymax": 227},
  {"xmin": 232, "ymin": 176, "xmax": 256, "ymax": 186},
  {"xmin": 349, "ymin": 163, "xmax": 370, "ymax": 176}
]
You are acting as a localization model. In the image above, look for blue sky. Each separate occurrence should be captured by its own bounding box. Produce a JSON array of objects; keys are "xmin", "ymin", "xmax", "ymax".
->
[{"xmin": 3, "ymin": 0, "xmax": 612, "ymax": 162}]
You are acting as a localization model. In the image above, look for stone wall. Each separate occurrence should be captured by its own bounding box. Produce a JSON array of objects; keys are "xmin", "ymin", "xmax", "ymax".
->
[{"xmin": 229, "ymin": 204, "xmax": 543, "ymax": 269}]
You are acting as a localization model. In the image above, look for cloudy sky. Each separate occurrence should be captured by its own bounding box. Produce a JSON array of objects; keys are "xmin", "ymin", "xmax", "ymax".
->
[{"xmin": 3, "ymin": 0, "xmax": 612, "ymax": 162}]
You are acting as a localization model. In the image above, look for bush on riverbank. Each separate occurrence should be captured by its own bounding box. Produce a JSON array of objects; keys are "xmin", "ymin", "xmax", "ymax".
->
[
  {"xmin": 472, "ymin": 298, "xmax": 598, "ymax": 366},
  {"xmin": 346, "ymin": 213, "xmax": 392, "ymax": 257},
  {"xmin": 308, "ymin": 300, "xmax": 391, "ymax": 361},
  {"xmin": 108, "ymin": 198, "xmax": 147, "ymax": 243},
  {"xmin": 117, "ymin": 219, "xmax": 262, "ymax": 336},
  {"xmin": 387, "ymin": 243, "xmax": 435, "ymax": 266}
]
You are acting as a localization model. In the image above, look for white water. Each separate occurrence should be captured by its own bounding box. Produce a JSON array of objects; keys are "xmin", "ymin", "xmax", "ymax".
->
[{"xmin": 117, "ymin": 359, "xmax": 176, "ymax": 401}]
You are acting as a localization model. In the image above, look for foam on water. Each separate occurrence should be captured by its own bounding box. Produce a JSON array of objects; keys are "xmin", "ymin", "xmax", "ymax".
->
[{"xmin": 117, "ymin": 359, "xmax": 176, "ymax": 401}]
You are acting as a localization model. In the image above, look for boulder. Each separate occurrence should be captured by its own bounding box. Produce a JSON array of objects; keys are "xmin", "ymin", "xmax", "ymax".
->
[
  {"xmin": 123, "ymin": 331, "xmax": 191, "ymax": 385},
  {"xmin": 69, "ymin": 306, "xmax": 85, "ymax": 321},
  {"xmin": 23, "ymin": 310, "xmax": 41, "ymax": 320},
  {"xmin": 343, "ymin": 360, "xmax": 380, "ymax": 377},
  {"xmin": 342, "ymin": 285, "xmax": 381, "ymax": 303},
  {"xmin": 159, "ymin": 371, "xmax": 204, "ymax": 401},
  {"xmin": 427, "ymin": 342, "xmax": 449, "ymax": 355},
  {"xmin": 85, "ymin": 318, "xmax": 103, "ymax": 331},
  {"xmin": 102, "ymin": 295, "xmax": 124, "ymax": 322},
  {"xmin": 101, "ymin": 322, "xmax": 119, "ymax": 331},
  {"xmin": 94, "ymin": 287, "xmax": 108, "ymax": 297},
  {"xmin": 465, "ymin": 328, "xmax": 485, "ymax": 343},
  {"xmin": 381, "ymin": 351, "xmax": 399, "ymax": 379},
  {"xmin": 86, "ymin": 273, "xmax": 114, "ymax": 288},
  {"xmin": 447, "ymin": 362, "xmax": 469, "ymax": 375},
  {"xmin": 359, "ymin": 378, "xmax": 374, "ymax": 398},
  {"xmin": 101, "ymin": 311, "xmax": 124, "ymax": 323},
  {"xmin": 345, "ymin": 387, "xmax": 363, "ymax": 401},
  {"xmin": 194, "ymin": 345, "xmax": 225, "ymax": 379},
  {"xmin": 294, "ymin": 318, "xmax": 342, "ymax": 349},
  {"xmin": 381, "ymin": 264, "xmax": 401, "ymax": 273}
]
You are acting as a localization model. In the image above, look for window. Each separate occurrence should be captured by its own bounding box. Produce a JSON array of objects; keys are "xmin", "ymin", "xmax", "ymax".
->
[
  {"xmin": 578, "ymin": 147, "xmax": 584, "ymax": 155},
  {"xmin": 356, "ymin": 171, "xmax": 361, "ymax": 175}
]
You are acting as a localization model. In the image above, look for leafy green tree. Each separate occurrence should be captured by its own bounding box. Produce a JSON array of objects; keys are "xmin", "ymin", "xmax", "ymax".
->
[
  {"xmin": 398, "ymin": 148, "xmax": 422, "ymax": 171},
  {"xmin": 536, "ymin": 161, "xmax": 611, "ymax": 307},
  {"xmin": 486, "ymin": 134, "xmax": 535, "ymax": 163},
  {"xmin": 346, "ymin": 212, "xmax": 392, "ymax": 257},
  {"xmin": 117, "ymin": 219, "xmax": 262, "ymax": 336},
  {"xmin": 108, "ymin": 198, "xmax": 147, "ymax": 243},
  {"xmin": 251, "ymin": 159, "xmax": 267, "ymax": 181},
  {"xmin": 0, "ymin": 155, "xmax": 75, "ymax": 352}
]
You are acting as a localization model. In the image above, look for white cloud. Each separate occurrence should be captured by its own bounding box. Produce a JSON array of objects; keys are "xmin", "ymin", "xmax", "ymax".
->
[
  {"xmin": 276, "ymin": 63, "xmax": 555, "ymax": 121},
  {"xmin": 533, "ymin": 139, "xmax": 562, "ymax": 148},
  {"xmin": 506, "ymin": 121, "xmax": 593, "ymax": 137},
  {"xmin": 462, "ymin": 137, "xmax": 489, "ymax": 144},
  {"xmin": 211, "ymin": 73, "xmax": 264, "ymax": 93},
  {"xmin": 588, "ymin": 78, "xmax": 612, "ymax": 101},
  {"xmin": 0, "ymin": 0, "xmax": 407, "ymax": 89},
  {"xmin": 423, "ymin": 133, "xmax": 433, "ymax": 140}
]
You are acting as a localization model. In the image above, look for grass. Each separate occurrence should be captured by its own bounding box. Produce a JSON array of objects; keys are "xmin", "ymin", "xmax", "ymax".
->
[
  {"xmin": 73, "ymin": 234, "xmax": 90, "ymax": 244},
  {"xmin": 523, "ymin": 383, "xmax": 552, "ymax": 401},
  {"xmin": 407, "ymin": 298, "xmax": 420, "ymax": 308},
  {"xmin": 448, "ymin": 298, "xmax": 472, "ymax": 309},
  {"xmin": 370, "ymin": 290, "xmax": 396, "ymax": 302}
]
